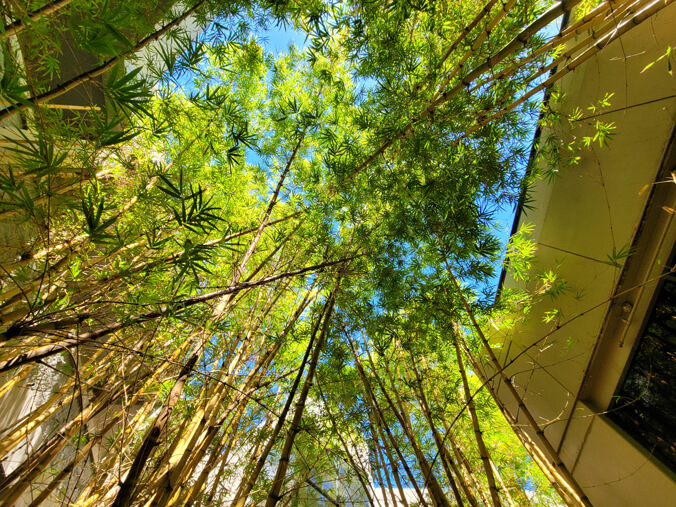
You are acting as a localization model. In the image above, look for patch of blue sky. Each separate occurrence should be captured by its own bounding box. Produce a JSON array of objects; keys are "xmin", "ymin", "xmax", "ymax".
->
[
  {"xmin": 256, "ymin": 23, "xmax": 308, "ymax": 55},
  {"xmin": 484, "ymin": 15, "xmax": 569, "ymax": 298}
]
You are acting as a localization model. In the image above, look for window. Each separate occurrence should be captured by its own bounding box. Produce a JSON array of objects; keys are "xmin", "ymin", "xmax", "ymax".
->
[{"xmin": 608, "ymin": 255, "xmax": 676, "ymax": 473}]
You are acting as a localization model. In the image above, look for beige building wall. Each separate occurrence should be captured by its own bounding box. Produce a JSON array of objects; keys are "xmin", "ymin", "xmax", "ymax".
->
[{"xmin": 495, "ymin": 3, "xmax": 676, "ymax": 505}]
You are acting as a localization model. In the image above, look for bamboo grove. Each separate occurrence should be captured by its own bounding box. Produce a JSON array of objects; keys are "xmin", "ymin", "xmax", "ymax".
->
[{"xmin": 0, "ymin": 0, "xmax": 667, "ymax": 505}]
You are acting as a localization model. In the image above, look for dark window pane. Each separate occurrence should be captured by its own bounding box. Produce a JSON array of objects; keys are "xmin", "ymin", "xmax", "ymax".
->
[{"xmin": 609, "ymin": 275, "xmax": 676, "ymax": 472}]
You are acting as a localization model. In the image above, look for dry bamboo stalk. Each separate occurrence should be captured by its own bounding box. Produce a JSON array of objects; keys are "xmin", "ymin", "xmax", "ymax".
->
[
  {"xmin": 147, "ymin": 347, "xmax": 261, "ymax": 505},
  {"xmin": 445, "ymin": 264, "xmax": 590, "ymax": 506},
  {"xmin": 112, "ymin": 352, "xmax": 200, "ymax": 507},
  {"xmin": 0, "ymin": 337, "xmax": 125, "ymax": 460},
  {"xmin": 26, "ymin": 412, "xmax": 121, "ymax": 507},
  {"xmin": 370, "ymin": 426, "xmax": 391, "ymax": 507},
  {"xmin": 0, "ymin": 360, "xmax": 148, "ymax": 503},
  {"xmin": 1, "ymin": 0, "xmax": 74, "ymax": 40},
  {"xmin": 336, "ymin": 369, "xmax": 386, "ymax": 506},
  {"xmin": 229, "ymin": 417, "xmax": 274, "ymax": 505},
  {"xmin": 453, "ymin": 335, "xmax": 502, "ymax": 506},
  {"xmin": 182, "ymin": 406, "xmax": 246, "ymax": 506},
  {"xmin": 173, "ymin": 380, "xmax": 267, "ymax": 506},
  {"xmin": 264, "ymin": 282, "xmax": 339, "ymax": 507},
  {"xmin": 74, "ymin": 340, "xmax": 195, "ymax": 506},
  {"xmin": 141, "ymin": 309, "xmax": 255, "ymax": 484}
]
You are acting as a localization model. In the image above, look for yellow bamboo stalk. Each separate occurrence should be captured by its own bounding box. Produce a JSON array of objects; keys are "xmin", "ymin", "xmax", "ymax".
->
[
  {"xmin": 461, "ymin": 0, "xmax": 673, "ymax": 144},
  {"xmin": 75, "ymin": 339, "xmax": 195, "ymax": 506},
  {"xmin": 0, "ymin": 340, "xmax": 123, "ymax": 460},
  {"xmin": 1, "ymin": 0, "xmax": 74, "ymax": 40},
  {"xmin": 0, "ymin": 364, "xmax": 34, "ymax": 400}
]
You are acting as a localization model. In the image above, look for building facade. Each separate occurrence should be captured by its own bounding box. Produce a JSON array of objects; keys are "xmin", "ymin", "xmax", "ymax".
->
[{"xmin": 495, "ymin": 3, "xmax": 676, "ymax": 505}]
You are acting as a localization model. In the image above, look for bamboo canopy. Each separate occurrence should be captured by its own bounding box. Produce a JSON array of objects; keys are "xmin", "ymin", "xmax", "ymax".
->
[{"xmin": 0, "ymin": 0, "xmax": 669, "ymax": 505}]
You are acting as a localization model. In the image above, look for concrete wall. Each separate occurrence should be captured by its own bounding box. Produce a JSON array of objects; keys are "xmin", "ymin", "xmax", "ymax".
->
[{"xmin": 495, "ymin": 3, "xmax": 676, "ymax": 505}]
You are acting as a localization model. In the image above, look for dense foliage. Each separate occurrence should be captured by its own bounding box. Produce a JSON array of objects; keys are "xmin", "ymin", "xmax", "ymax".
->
[{"xmin": 0, "ymin": 0, "xmax": 657, "ymax": 505}]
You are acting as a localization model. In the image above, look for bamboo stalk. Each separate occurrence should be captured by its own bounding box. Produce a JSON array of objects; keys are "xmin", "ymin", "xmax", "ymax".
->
[
  {"xmin": 491, "ymin": 460, "xmax": 517, "ymax": 507},
  {"xmin": 0, "ymin": 364, "xmax": 34, "ymax": 400},
  {"xmin": 112, "ymin": 352, "xmax": 199, "ymax": 507},
  {"xmin": 374, "ymin": 414, "xmax": 410, "ymax": 507},
  {"xmin": 453, "ymin": 335, "xmax": 502, "ymax": 506},
  {"xmin": 73, "ymin": 338, "xmax": 195, "ymax": 506},
  {"xmin": 0, "ymin": 361, "xmax": 148, "ymax": 503},
  {"xmin": 456, "ymin": 333, "xmax": 577, "ymax": 506},
  {"xmin": 348, "ymin": 336, "xmax": 429, "ymax": 507},
  {"xmin": 0, "ymin": 335, "xmax": 123, "ymax": 459},
  {"xmin": 232, "ymin": 296, "xmax": 331, "ymax": 507},
  {"xmin": 0, "ymin": 211, "xmax": 302, "ymax": 333},
  {"xmin": 151, "ymin": 281, "xmax": 318, "ymax": 506},
  {"xmin": 370, "ymin": 424, "xmax": 391, "ymax": 507},
  {"xmin": 370, "ymin": 415, "xmax": 398, "ymax": 507},
  {"xmin": 26, "ymin": 413, "xmax": 121, "ymax": 507},
  {"xmin": 404, "ymin": 357, "xmax": 471, "ymax": 507},
  {"xmin": 445, "ymin": 264, "xmax": 590, "ymax": 506},
  {"xmin": 265, "ymin": 281, "xmax": 339, "ymax": 506},
  {"xmin": 1, "ymin": 0, "xmax": 74, "ymax": 40},
  {"xmin": 372, "ymin": 347, "xmax": 451, "ymax": 507},
  {"xmin": 316, "ymin": 381, "xmax": 376, "ymax": 506},
  {"xmin": 425, "ymin": 371, "xmax": 482, "ymax": 507},
  {"xmin": 133, "ymin": 238, "xmax": 306, "ymax": 503}
]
